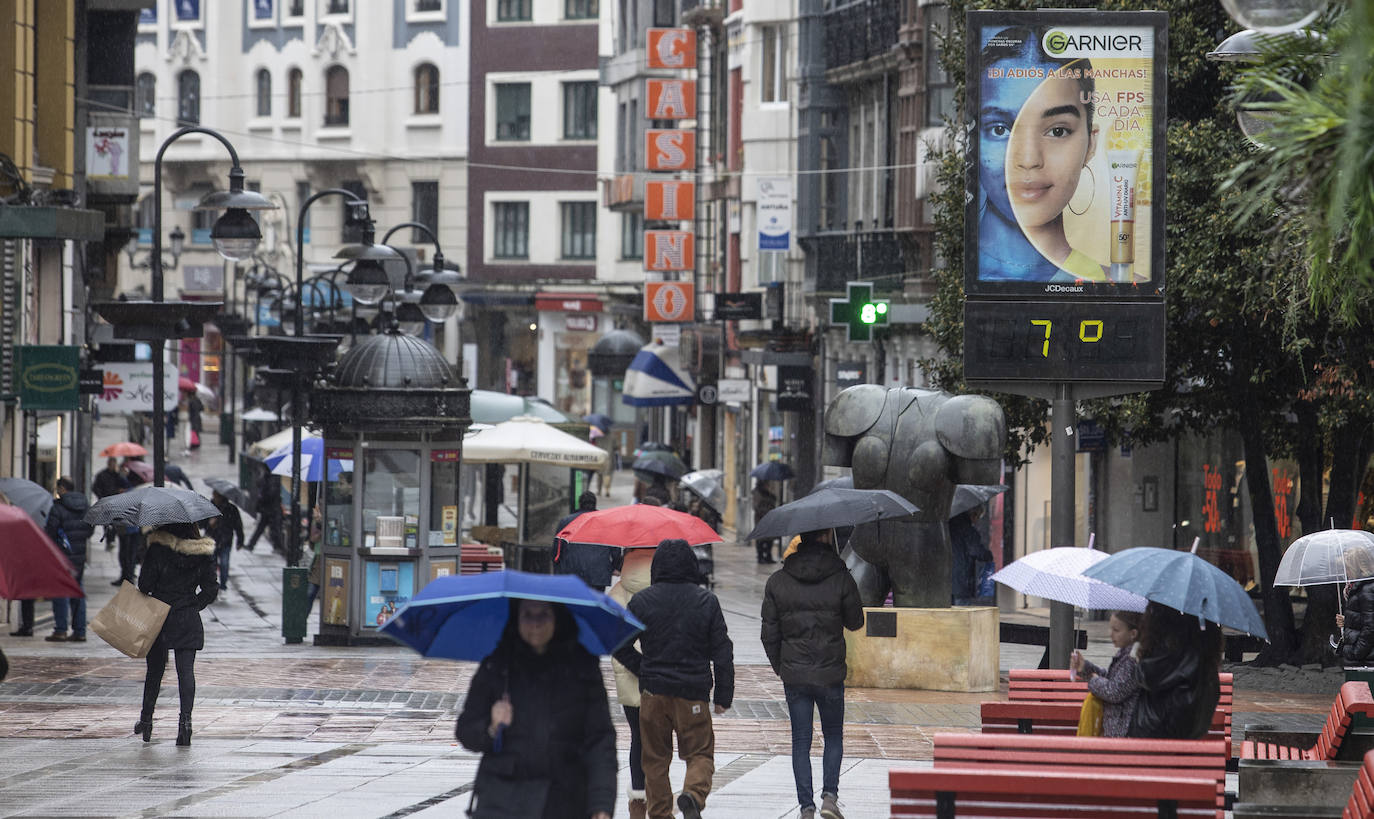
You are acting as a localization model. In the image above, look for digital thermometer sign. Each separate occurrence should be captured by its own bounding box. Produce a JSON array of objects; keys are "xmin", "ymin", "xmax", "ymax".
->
[{"xmin": 963, "ymin": 300, "xmax": 1164, "ymax": 384}]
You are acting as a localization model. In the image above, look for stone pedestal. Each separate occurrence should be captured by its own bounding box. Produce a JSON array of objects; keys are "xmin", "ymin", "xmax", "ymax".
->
[{"xmin": 845, "ymin": 606, "xmax": 998, "ymax": 692}]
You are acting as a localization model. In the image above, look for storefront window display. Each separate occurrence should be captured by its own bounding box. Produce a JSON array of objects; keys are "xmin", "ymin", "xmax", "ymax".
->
[
  {"xmin": 554, "ymin": 329, "xmax": 598, "ymax": 416},
  {"xmin": 362, "ymin": 449, "xmax": 421, "ymax": 548}
]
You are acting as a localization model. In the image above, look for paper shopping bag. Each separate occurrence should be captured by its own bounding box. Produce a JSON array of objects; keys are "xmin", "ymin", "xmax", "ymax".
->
[{"xmin": 91, "ymin": 581, "xmax": 170, "ymax": 658}]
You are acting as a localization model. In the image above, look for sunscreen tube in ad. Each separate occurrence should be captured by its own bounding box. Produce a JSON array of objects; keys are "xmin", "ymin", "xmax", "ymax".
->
[{"xmin": 1107, "ymin": 148, "xmax": 1141, "ymax": 282}]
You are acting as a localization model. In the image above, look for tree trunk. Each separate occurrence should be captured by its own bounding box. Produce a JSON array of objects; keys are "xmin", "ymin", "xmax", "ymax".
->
[
  {"xmin": 1302, "ymin": 421, "xmax": 1372, "ymax": 664},
  {"xmin": 1238, "ymin": 400, "xmax": 1297, "ymax": 665},
  {"xmin": 1293, "ymin": 401, "xmax": 1323, "ymax": 537}
]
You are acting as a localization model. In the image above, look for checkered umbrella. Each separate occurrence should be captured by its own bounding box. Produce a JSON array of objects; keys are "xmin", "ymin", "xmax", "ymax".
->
[
  {"xmin": 993, "ymin": 547, "xmax": 1148, "ymax": 612},
  {"xmin": 84, "ymin": 484, "xmax": 219, "ymax": 529}
]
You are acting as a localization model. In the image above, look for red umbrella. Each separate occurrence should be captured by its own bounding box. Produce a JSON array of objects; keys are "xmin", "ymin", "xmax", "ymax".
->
[
  {"xmin": 557, "ymin": 505, "xmax": 722, "ymax": 549},
  {"xmin": 99, "ymin": 442, "xmax": 147, "ymax": 458},
  {"xmin": 178, "ymin": 376, "xmax": 196, "ymax": 393},
  {"xmin": 0, "ymin": 505, "xmax": 83, "ymax": 599}
]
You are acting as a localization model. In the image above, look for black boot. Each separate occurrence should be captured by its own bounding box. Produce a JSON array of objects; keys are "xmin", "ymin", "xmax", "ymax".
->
[
  {"xmin": 176, "ymin": 714, "xmax": 192, "ymax": 746},
  {"xmin": 133, "ymin": 711, "xmax": 153, "ymax": 742}
]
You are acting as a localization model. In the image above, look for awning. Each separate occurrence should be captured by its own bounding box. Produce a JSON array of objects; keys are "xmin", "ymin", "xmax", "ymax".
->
[{"xmin": 623, "ymin": 343, "xmax": 695, "ymax": 407}]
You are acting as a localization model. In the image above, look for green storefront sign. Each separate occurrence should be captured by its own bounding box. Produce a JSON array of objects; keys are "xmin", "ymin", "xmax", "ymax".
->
[{"xmin": 18, "ymin": 345, "xmax": 80, "ymax": 411}]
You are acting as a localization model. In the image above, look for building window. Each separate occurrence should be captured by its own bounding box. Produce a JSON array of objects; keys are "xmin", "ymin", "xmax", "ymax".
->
[
  {"xmin": 136, "ymin": 196, "xmax": 155, "ymax": 244},
  {"xmin": 325, "ymin": 65, "xmax": 349, "ymax": 126},
  {"xmin": 494, "ymin": 83, "xmax": 530, "ymax": 141},
  {"xmin": 296, "ymin": 180, "xmax": 311, "ymax": 242},
  {"xmin": 652, "ymin": 0, "xmax": 674, "ymax": 27},
  {"xmin": 621, "ymin": 212, "xmax": 643, "ymax": 260},
  {"xmin": 560, "ymin": 202, "xmax": 596, "ymax": 259},
  {"xmin": 177, "ymin": 70, "xmax": 200, "ymax": 125},
  {"xmin": 416, "ymin": 0, "xmax": 442, "ymax": 10},
  {"xmin": 287, "ymin": 68, "xmax": 302, "ymax": 118},
  {"xmin": 325, "ymin": 0, "xmax": 349, "ymax": 13},
  {"xmin": 563, "ymin": 81, "xmax": 597, "ymax": 140},
  {"xmin": 255, "ymin": 69, "xmax": 272, "ymax": 117},
  {"xmin": 923, "ymin": 4, "xmax": 954, "ymax": 125},
  {"xmin": 341, "ymin": 179, "xmax": 367, "ymax": 243},
  {"xmin": 566, "ymin": 0, "xmax": 597, "ymax": 19},
  {"xmin": 761, "ymin": 24, "xmax": 788, "ymax": 103},
  {"xmin": 497, "ymin": 0, "xmax": 531, "ymax": 21},
  {"xmin": 137, "ymin": 73, "xmax": 156, "ymax": 117},
  {"xmin": 411, "ymin": 181, "xmax": 439, "ymax": 242},
  {"xmin": 287, "ymin": 0, "xmax": 304, "ymax": 16},
  {"xmin": 414, "ymin": 64, "xmax": 440, "ymax": 114},
  {"xmin": 493, "ymin": 202, "xmax": 529, "ymax": 259}
]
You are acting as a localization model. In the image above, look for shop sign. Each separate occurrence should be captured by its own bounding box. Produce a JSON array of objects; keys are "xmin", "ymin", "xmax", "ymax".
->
[
  {"xmin": 646, "ymin": 180, "xmax": 695, "ymax": 221},
  {"xmin": 644, "ymin": 231, "xmax": 694, "ymax": 271},
  {"xmin": 327, "ymin": 446, "xmax": 356, "ymax": 460},
  {"xmin": 712, "ymin": 292, "xmax": 761, "ymax": 320},
  {"xmin": 647, "ymin": 28, "xmax": 697, "ymax": 69},
  {"xmin": 836, "ymin": 360, "xmax": 867, "ymax": 389},
  {"xmin": 776, "ymin": 366, "xmax": 814, "ymax": 412},
  {"xmin": 652, "ymin": 323, "xmax": 681, "ymax": 347},
  {"xmin": 94, "ymin": 362, "xmax": 178, "ymax": 412},
  {"xmin": 534, "ymin": 293, "xmax": 602, "ymax": 313},
  {"xmin": 646, "ymin": 129, "xmax": 696, "ymax": 171},
  {"xmin": 717, "ymin": 378, "xmax": 750, "ymax": 404},
  {"xmin": 646, "ymin": 79, "xmax": 696, "ymax": 119},
  {"xmin": 86, "ymin": 126, "xmax": 130, "ymax": 179},
  {"xmin": 757, "ymin": 176, "xmax": 792, "ymax": 251},
  {"xmin": 565, "ymin": 314, "xmax": 598, "ymax": 332},
  {"xmin": 17, "ymin": 345, "xmax": 80, "ymax": 411},
  {"xmin": 183, "ymin": 265, "xmax": 222, "ymax": 293},
  {"xmin": 430, "ymin": 449, "xmax": 461, "ymax": 462}
]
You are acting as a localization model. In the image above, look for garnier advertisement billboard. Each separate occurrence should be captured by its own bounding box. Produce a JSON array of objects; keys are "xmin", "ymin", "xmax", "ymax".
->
[{"xmin": 964, "ymin": 10, "xmax": 1167, "ymax": 298}]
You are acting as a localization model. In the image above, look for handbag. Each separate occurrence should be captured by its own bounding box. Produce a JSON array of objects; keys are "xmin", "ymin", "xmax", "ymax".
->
[
  {"xmin": 1077, "ymin": 692, "xmax": 1105, "ymax": 737},
  {"xmin": 90, "ymin": 581, "xmax": 171, "ymax": 658},
  {"xmin": 467, "ymin": 770, "xmax": 551, "ymax": 818}
]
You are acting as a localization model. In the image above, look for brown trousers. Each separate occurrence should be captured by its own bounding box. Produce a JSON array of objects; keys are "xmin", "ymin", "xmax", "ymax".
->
[{"xmin": 639, "ymin": 690, "xmax": 715, "ymax": 819}]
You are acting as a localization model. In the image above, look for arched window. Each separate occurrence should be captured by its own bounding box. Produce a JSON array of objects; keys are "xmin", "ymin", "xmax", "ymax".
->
[
  {"xmin": 177, "ymin": 70, "xmax": 200, "ymax": 125},
  {"xmin": 136, "ymin": 73, "xmax": 156, "ymax": 117},
  {"xmin": 324, "ymin": 65, "xmax": 349, "ymax": 126},
  {"xmin": 255, "ymin": 69, "xmax": 272, "ymax": 117},
  {"xmin": 414, "ymin": 63, "xmax": 439, "ymax": 114},
  {"xmin": 287, "ymin": 68, "xmax": 302, "ymax": 118}
]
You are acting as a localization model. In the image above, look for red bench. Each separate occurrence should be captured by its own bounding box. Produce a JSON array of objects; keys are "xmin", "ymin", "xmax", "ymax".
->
[
  {"xmin": 889, "ymin": 767, "xmax": 1218, "ymax": 818},
  {"xmin": 459, "ymin": 543, "xmax": 504, "ymax": 575},
  {"xmin": 1008, "ymin": 668, "xmax": 1234, "ymax": 703},
  {"xmin": 932, "ymin": 732, "xmax": 1228, "ymax": 818},
  {"xmin": 1241, "ymin": 681, "xmax": 1374, "ymax": 761},
  {"xmin": 1344, "ymin": 750, "xmax": 1374, "ymax": 818}
]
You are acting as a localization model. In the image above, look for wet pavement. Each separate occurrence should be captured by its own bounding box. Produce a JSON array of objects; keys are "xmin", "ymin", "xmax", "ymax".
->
[{"xmin": 0, "ymin": 414, "xmax": 1337, "ymax": 817}]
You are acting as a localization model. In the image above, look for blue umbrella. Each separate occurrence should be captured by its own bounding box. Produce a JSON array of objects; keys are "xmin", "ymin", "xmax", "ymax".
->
[
  {"xmin": 583, "ymin": 413, "xmax": 614, "ymax": 432},
  {"xmin": 380, "ymin": 570, "xmax": 644, "ymax": 661},
  {"xmin": 751, "ymin": 461, "xmax": 795, "ymax": 482},
  {"xmin": 265, "ymin": 438, "xmax": 352, "ymax": 482},
  {"xmin": 1081, "ymin": 547, "xmax": 1268, "ymax": 639}
]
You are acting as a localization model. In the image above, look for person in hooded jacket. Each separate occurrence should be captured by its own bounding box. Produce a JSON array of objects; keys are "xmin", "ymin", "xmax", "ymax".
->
[
  {"xmin": 455, "ymin": 599, "xmax": 616, "ymax": 819},
  {"xmin": 609, "ymin": 547, "xmax": 654, "ymax": 819},
  {"xmin": 760, "ymin": 528, "xmax": 864, "ymax": 819},
  {"xmin": 1337, "ymin": 578, "xmax": 1374, "ymax": 665},
  {"xmin": 135, "ymin": 521, "xmax": 218, "ymax": 746},
  {"xmin": 553, "ymin": 492, "xmax": 615, "ymax": 592},
  {"xmin": 44, "ymin": 477, "xmax": 95, "ymax": 642},
  {"xmin": 614, "ymin": 539, "xmax": 733, "ymax": 819},
  {"xmin": 1126, "ymin": 601, "xmax": 1222, "ymax": 739}
]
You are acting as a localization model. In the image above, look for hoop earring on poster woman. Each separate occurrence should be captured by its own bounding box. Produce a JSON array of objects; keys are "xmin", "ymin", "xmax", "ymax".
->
[{"xmin": 1068, "ymin": 165, "xmax": 1096, "ymax": 216}]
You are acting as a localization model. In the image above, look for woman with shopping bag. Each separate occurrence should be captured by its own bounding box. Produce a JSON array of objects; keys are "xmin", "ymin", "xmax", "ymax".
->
[{"xmin": 134, "ymin": 521, "xmax": 217, "ymax": 746}]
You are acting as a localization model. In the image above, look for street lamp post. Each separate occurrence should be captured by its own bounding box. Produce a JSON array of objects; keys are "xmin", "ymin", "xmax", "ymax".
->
[
  {"xmin": 98, "ymin": 127, "xmax": 275, "ymax": 487},
  {"xmin": 379, "ymin": 221, "xmax": 465, "ymax": 371}
]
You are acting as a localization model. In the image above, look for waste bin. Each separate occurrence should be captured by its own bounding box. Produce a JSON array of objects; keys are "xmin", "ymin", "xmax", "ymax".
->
[
  {"xmin": 282, "ymin": 566, "xmax": 310, "ymax": 644},
  {"xmin": 219, "ymin": 411, "xmax": 234, "ymax": 446}
]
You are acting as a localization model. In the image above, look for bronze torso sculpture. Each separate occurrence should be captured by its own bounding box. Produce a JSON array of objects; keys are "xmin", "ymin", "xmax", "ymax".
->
[{"xmin": 823, "ymin": 385, "xmax": 1006, "ymax": 607}]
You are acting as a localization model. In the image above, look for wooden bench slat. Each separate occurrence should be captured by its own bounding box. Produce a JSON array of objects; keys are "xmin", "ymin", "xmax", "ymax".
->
[
  {"xmin": 1243, "ymin": 682, "xmax": 1374, "ymax": 762},
  {"xmin": 889, "ymin": 767, "xmax": 1217, "ymax": 819}
]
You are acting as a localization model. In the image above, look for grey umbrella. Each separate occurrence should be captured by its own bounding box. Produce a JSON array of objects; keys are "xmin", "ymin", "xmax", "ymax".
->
[
  {"xmin": 949, "ymin": 484, "xmax": 1008, "ymax": 518},
  {"xmin": 746, "ymin": 488, "xmax": 918, "ymax": 541},
  {"xmin": 204, "ymin": 478, "xmax": 250, "ymax": 511},
  {"xmin": 0, "ymin": 477, "xmax": 53, "ymax": 527},
  {"xmin": 632, "ymin": 455, "xmax": 687, "ymax": 482},
  {"xmin": 679, "ymin": 469, "xmax": 725, "ymax": 512},
  {"xmin": 84, "ymin": 485, "xmax": 219, "ymax": 529}
]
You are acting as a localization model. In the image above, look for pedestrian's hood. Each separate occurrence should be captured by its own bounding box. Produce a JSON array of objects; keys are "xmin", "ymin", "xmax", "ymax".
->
[
  {"xmin": 783, "ymin": 545, "xmax": 847, "ymax": 584},
  {"xmin": 650, "ymin": 540, "xmax": 701, "ymax": 584}
]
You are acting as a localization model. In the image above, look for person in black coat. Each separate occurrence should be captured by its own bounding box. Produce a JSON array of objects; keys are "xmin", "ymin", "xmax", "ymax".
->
[
  {"xmin": 553, "ymin": 492, "xmax": 614, "ymax": 592},
  {"xmin": 761, "ymin": 528, "xmax": 864, "ymax": 819},
  {"xmin": 614, "ymin": 540, "xmax": 733, "ymax": 819},
  {"xmin": 206, "ymin": 491, "xmax": 244, "ymax": 591},
  {"xmin": 1127, "ymin": 601, "xmax": 1222, "ymax": 739},
  {"xmin": 1337, "ymin": 579, "xmax": 1374, "ymax": 665},
  {"xmin": 91, "ymin": 458, "xmax": 130, "ymax": 552},
  {"xmin": 455, "ymin": 599, "xmax": 616, "ymax": 819},
  {"xmin": 245, "ymin": 471, "xmax": 283, "ymax": 552},
  {"xmin": 45, "ymin": 478, "xmax": 95, "ymax": 642},
  {"xmin": 135, "ymin": 521, "xmax": 217, "ymax": 746}
]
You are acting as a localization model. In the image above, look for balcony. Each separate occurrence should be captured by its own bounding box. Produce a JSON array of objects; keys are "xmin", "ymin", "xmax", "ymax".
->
[
  {"xmin": 801, "ymin": 229, "xmax": 907, "ymax": 294},
  {"xmin": 602, "ymin": 173, "xmax": 644, "ymax": 211},
  {"xmin": 824, "ymin": 0, "xmax": 901, "ymax": 72}
]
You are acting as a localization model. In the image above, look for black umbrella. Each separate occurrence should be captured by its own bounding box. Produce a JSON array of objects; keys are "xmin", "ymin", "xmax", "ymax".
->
[
  {"xmin": 633, "ymin": 442, "xmax": 674, "ymax": 458},
  {"xmin": 809, "ymin": 476, "xmax": 853, "ymax": 493},
  {"xmin": 745, "ymin": 488, "xmax": 918, "ymax": 541},
  {"xmin": 165, "ymin": 464, "xmax": 195, "ymax": 491},
  {"xmin": 583, "ymin": 413, "xmax": 614, "ymax": 431},
  {"xmin": 84, "ymin": 485, "xmax": 219, "ymax": 529},
  {"xmin": 632, "ymin": 456, "xmax": 687, "ymax": 483},
  {"xmin": 0, "ymin": 477, "xmax": 53, "ymax": 527},
  {"xmin": 751, "ymin": 461, "xmax": 795, "ymax": 482},
  {"xmin": 949, "ymin": 484, "xmax": 1007, "ymax": 518},
  {"xmin": 204, "ymin": 478, "xmax": 250, "ymax": 511}
]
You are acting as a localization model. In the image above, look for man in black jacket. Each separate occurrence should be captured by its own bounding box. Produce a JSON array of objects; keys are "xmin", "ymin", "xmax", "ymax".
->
[
  {"xmin": 761, "ymin": 528, "xmax": 864, "ymax": 819},
  {"xmin": 45, "ymin": 477, "xmax": 96, "ymax": 642},
  {"xmin": 552, "ymin": 492, "xmax": 614, "ymax": 591},
  {"xmin": 91, "ymin": 457, "xmax": 128, "ymax": 551},
  {"xmin": 614, "ymin": 539, "xmax": 733, "ymax": 819}
]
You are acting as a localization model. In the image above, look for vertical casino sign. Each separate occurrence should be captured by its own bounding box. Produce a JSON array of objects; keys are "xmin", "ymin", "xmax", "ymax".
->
[
  {"xmin": 962, "ymin": 10, "xmax": 1168, "ymax": 394},
  {"xmin": 643, "ymin": 28, "xmax": 698, "ymax": 319}
]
